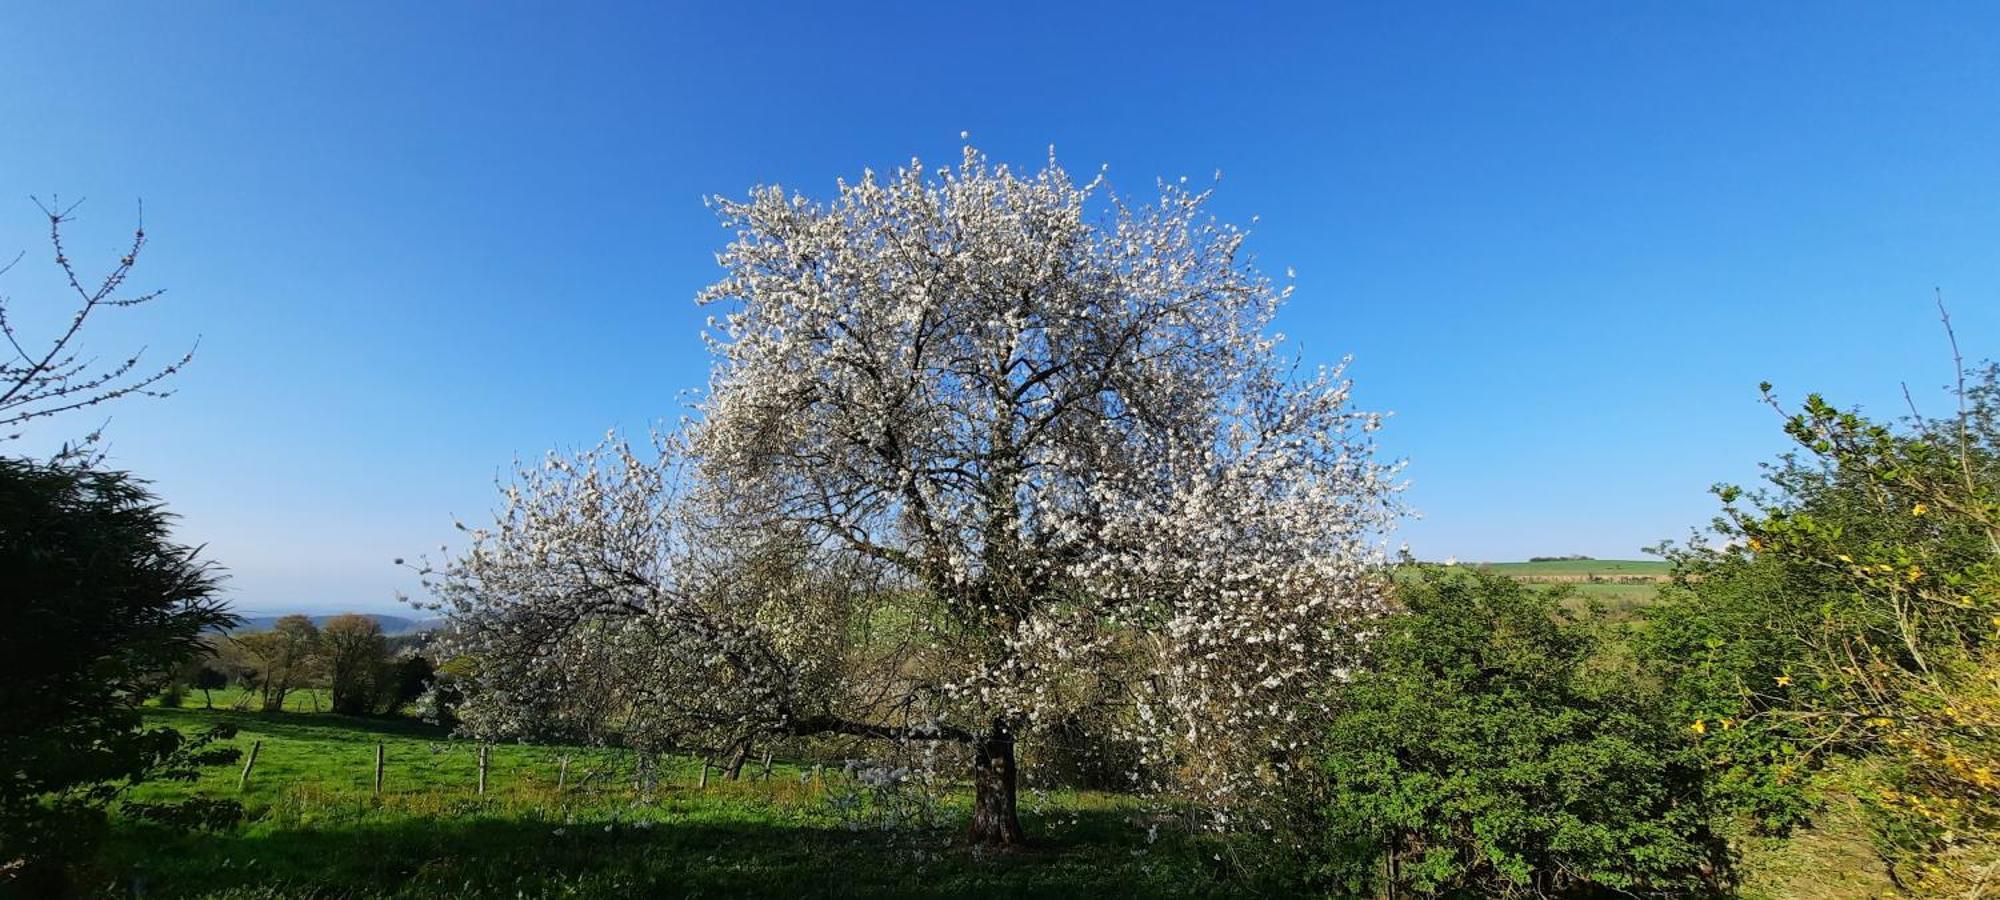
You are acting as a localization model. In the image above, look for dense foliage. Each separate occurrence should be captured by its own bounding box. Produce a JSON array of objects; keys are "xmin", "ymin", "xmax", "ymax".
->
[
  {"xmin": 323, "ymin": 614, "xmax": 390, "ymax": 715},
  {"xmin": 233, "ymin": 614, "xmax": 321, "ymax": 712},
  {"xmin": 1318, "ymin": 569, "xmax": 1725, "ymax": 897},
  {"xmin": 1649, "ymin": 364, "xmax": 2000, "ymax": 892},
  {"xmin": 0, "ymin": 459, "xmax": 241, "ymax": 891}
]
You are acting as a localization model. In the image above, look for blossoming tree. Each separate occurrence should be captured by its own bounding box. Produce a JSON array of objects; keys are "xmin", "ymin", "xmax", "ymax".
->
[{"xmin": 422, "ymin": 145, "xmax": 1398, "ymax": 846}]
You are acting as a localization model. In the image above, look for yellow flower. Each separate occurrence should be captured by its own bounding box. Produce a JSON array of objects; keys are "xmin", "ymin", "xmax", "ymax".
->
[
  {"xmin": 1775, "ymin": 675, "xmax": 1793, "ymax": 687},
  {"xmin": 1912, "ymin": 502, "xmax": 1928, "ymax": 517},
  {"xmin": 1690, "ymin": 720, "xmax": 1707, "ymax": 734},
  {"xmin": 1838, "ymin": 554, "xmax": 1855, "ymax": 564}
]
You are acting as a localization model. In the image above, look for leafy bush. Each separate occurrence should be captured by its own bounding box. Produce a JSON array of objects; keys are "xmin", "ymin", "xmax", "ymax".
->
[
  {"xmin": 1317, "ymin": 568, "xmax": 1726, "ymax": 897},
  {"xmin": 377, "ymin": 654, "xmax": 437, "ymax": 715},
  {"xmin": 1647, "ymin": 365, "xmax": 2000, "ymax": 891},
  {"xmin": 1641, "ymin": 550, "xmax": 1822, "ymax": 839}
]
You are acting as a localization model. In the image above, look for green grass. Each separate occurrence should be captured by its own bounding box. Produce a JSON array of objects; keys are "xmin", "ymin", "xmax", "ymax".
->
[
  {"xmin": 91, "ymin": 707, "xmax": 1254, "ymax": 898},
  {"xmin": 1541, "ymin": 581, "xmax": 1660, "ymax": 619},
  {"xmin": 160, "ymin": 686, "xmax": 340, "ymax": 714},
  {"xmin": 1460, "ymin": 559, "xmax": 1671, "ymax": 611},
  {"xmin": 1396, "ymin": 560, "xmax": 1669, "ymax": 614},
  {"xmin": 1469, "ymin": 558, "xmax": 1671, "ymax": 578}
]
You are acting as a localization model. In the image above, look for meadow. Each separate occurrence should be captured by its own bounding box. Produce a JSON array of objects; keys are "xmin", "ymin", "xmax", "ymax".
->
[
  {"xmin": 99, "ymin": 660, "xmax": 1904, "ymax": 898},
  {"xmin": 1469, "ymin": 559, "xmax": 1671, "ymax": 578},
  {"xmin": 93, "ymin": 706, "xmax": 1247, "ymax": 899},
  {"xmin": 1468, "ymin": 558, "xmax": 1669, "ymax": 612},
  {"xmin": 94, "ymin": 570, "xmax": 1906, "ymax": 900}
]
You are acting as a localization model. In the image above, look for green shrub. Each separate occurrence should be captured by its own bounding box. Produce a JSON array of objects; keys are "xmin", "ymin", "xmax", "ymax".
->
[
  {"xmin": 1646, "ymin": 365, "xmax": 2000, "ymax": 891},
  {"xmin": 1317, "ymin": 568, "xmax": 1726, "ymax": 897}
]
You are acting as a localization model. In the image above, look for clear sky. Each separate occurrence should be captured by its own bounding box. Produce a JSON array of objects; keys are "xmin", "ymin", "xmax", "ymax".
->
[{"xmin": 4, "ymin": 2, "xmax": 1998, "ymax": 615}]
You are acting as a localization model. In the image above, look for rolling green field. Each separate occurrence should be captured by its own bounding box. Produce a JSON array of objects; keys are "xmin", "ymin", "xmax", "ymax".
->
[
  {"xmin": 1468, "ymin": 558, "xmax": 1670, "ymax": 578},
  {"xmin": 1478, "ymin": 559, "xmax": 1669, "ymax": 611},
  {"xmin": 1418, "ymin": 559, "xmax": 1671, "ymax": 613},
  {"xmin": 92, "ymin": 707, "xmax": 1246, "ymax": 899}
]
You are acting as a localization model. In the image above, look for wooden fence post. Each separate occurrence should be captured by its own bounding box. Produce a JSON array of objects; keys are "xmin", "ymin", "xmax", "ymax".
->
[
  {"xmin": 698, "ymin": 754, "xmax": 711, "ymax": 789},
  {"xmin": 557, "ymin": 755, "xmax": 570, "ymax": 791},
  {"xmin": 760, "ymin": 749, "xmax": 774, "ymax": 781},
  {"xmin": 373, "ymin": 742, "xmax": 385, "ymax": 798},
  {"xmin": 477, "ymin": 745, "xmax": 489, "ymax": 795},
  {"xmin": 238, "ymin": 739, "xmax": 262, "ymax": 791}
]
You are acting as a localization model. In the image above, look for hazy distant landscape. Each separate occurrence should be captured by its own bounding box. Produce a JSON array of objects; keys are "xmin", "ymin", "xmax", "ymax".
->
[{"xmin": 221, "ymin": 613, "xmax": 444, "ymax": 637}]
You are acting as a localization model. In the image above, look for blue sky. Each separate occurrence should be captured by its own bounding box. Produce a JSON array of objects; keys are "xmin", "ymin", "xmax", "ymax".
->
[{"xmin": 4, "ymin": 2, "xmax": 1998, "ymax": 614}]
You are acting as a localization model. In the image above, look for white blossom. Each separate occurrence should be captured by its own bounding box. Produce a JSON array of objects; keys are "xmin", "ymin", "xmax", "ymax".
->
[{"xmin": 421, "ymin": 144, "xmax": 1401, "ymax": 835}]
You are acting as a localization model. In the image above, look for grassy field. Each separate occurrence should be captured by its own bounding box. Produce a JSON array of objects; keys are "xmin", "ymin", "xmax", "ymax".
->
[
  {"xmin": 1398, "ymin": 559, "xmax": 1672, "ymax": 614},
  {"xmin": 1464, "ymin": 558, "xmax": 1671, "ymax": 612},
  {"xmin": 161, "ymin": 686, "xmax": 340, "ymax": 714},
  {"xmin": 96, "ymin": 567, "xmax": 1901, "ymax": 898},
  {"xmin": 92, "ymin": 706, "xmax": 1248, "ymax": 899},
  {"xmin": 1469, "ymin": 558, "xmax": 1671, "ymax": 578}
]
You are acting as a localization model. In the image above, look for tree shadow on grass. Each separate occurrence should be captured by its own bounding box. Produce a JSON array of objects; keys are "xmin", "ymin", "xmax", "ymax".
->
[
  {"xmin": 145, "ymin": 706, "xmax": 453, "ymax": 743},
  {"xmin": 102, "ymin": 808, "xmax": 1248, "ymax": 899}
]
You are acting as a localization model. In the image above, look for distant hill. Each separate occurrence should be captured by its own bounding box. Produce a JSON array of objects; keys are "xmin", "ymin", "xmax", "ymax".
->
[{"xmin": 223, "ymin": 613, "xmax": 445, "ymax": 636}]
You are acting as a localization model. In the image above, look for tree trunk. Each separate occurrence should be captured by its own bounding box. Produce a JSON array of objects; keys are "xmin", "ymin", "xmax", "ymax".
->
[
  {"xmin": 724, "ymin": 741, "xmax": 750, "ymax": 780},
  {"xmin": 967, "ymin": 723, "xmax": 1026, "ymax": 847}
]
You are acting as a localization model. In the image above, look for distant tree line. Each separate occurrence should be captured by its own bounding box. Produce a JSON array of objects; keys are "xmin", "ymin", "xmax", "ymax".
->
[{"xmin": 162, "ymin": 614, "xmax": 435, "ymax": 716}]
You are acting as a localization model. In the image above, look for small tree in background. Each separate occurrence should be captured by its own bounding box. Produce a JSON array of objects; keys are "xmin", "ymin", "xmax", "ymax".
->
[
  {"xmin": 1317, "ymin": 568, "xmax": 1726, "ymax": 897},
  {"xmin": 321, "ymin": 614, "xmax": 387, "ymax": 716},
  {"xmin": 237, "ymin": 614, "xmax": 320, "ymax": 712},
  {"xmin": 191, "ymin": 665, "xmax": 227, "ymax": 710}
]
